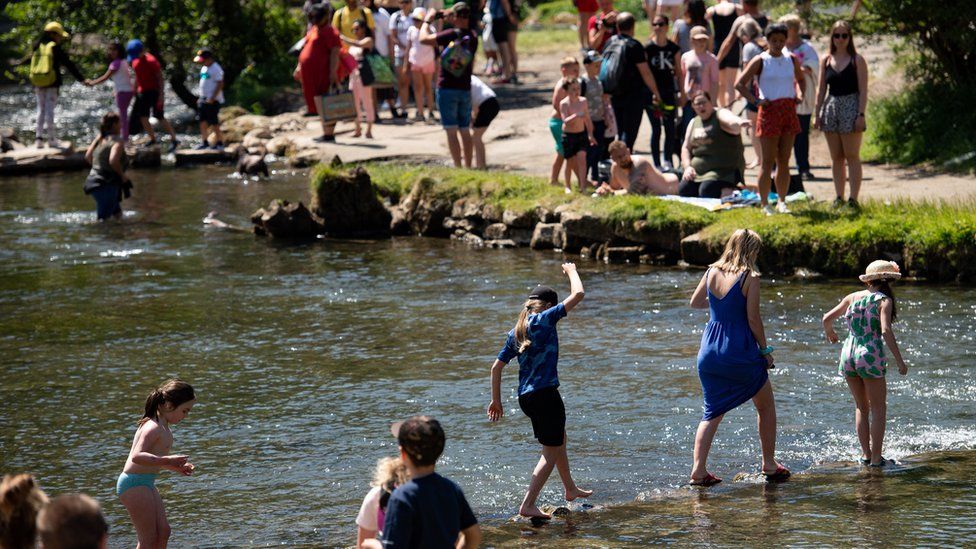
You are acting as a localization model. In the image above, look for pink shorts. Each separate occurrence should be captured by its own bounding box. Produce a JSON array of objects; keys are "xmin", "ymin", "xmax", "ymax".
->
[{"xmin": 411, "ymin": 61, "xmax": 435, "ymax": 75}]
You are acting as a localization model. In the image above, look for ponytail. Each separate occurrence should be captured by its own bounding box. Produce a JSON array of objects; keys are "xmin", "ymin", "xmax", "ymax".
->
[
  {"xmin": 139, "ymin": 379, "xmax": 195, "ymax": 425},
  {"xmin": 872, "ymin": 281, "xmax": 897, "ymax": 320},
  {"xmin": 514, "ymin": 299, "xmax": 551, "ymax": 354}
]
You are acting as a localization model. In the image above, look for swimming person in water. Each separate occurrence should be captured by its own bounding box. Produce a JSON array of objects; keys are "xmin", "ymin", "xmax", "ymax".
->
[
  {"xmin": 117, "ymin": 379, "xmax": 196, "ymax": 548},
  {"xmin": 822, "ymin": 260, "xmax": 908, "ymax": 467},
  {"xmin": 688, "ymin": 229, "xmax": 789, "ymax": 486},
  {"xmin": 488, "ymin": 263, "xmax": 592, "ymax": 520}
]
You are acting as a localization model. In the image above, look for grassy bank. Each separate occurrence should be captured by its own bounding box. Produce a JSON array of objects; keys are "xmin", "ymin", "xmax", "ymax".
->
[{"xmin": 312, "ymin": 163, "xmax": 976, "ymax": 281}]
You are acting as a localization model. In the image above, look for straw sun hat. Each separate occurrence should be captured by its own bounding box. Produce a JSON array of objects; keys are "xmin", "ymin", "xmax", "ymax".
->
[{"xmin": 859, "ymin": 260, "xmax": 902, "ymax": 283}]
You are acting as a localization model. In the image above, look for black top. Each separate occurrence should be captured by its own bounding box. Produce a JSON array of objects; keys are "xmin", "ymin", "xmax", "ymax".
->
[
  {"xmin": 382, "ymin": 472, "xmax": 478, "ymax": 549},
  {"xmin": 612, "ymin": 34, "xmax": 649, "ymax": 99},
  {"xmin": 34, "ymin": 39, "xmax": 85, "ymax": 88},
  {"xmin": 644, "ymin": 39, "xmax": 680, "ymax": 102},
  {"xmin": 754, "ymin": 14, "xmax": 769, "ymax": 29},
  {"xmin": 825, "ymin": 57, "xmax": 858, "ymax": 96},
  {"xmin": 711, "ymin": 11, "xmax": 737, "ymax": 54}
]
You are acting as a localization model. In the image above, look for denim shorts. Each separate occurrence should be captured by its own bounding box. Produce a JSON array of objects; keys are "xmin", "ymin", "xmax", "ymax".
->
[
  {"xmin": 90, "ymin": 184, "xmax": 121, "ymax": 220},
  {"xmin": 436, "ymin": 87, "xmax": 472, "ymax": 129}
]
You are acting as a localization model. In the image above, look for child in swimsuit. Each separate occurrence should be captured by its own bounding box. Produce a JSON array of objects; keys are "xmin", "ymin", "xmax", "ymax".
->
[
  {"xmin": 559, "ymin": 78, "xmax": 597, "ymax": 194},
  {"xmin": 550, "ymin": 57, "xmax": 581, "ymax": 189},
  {"xmin": 117, "ymin": 379, "xmax": 196, "ymax": 547},
  {"xmin": 487, "ymin": 263, "xmax": 592, "ymax": 520},
  {"xmin": 822, "ymin": 260, "xmax": 908, "ymax": 467}
]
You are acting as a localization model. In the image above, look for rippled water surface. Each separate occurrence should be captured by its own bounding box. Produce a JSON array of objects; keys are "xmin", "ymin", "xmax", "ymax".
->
[{"xmin": 1, "ymin": 166, "xmax": 975, "ymax": 547}]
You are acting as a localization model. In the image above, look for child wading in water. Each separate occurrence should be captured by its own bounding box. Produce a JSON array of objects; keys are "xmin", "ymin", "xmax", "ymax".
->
[
  {"xmin": 822, "ymin": 260, "xmax": 908, "ymax": 467},
  {"xmin": 117, "ymin": 379, "xmax": 196, "ymax": 548},
  {"xmin": 488, "ymin": 263, "xmax": 592, "ymax": 520}
]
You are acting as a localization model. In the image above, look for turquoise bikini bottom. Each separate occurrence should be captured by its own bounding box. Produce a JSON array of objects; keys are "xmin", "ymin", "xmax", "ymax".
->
[{"xmin": 117, "ymin": 472, "xmax": 157, "ymax": 496}]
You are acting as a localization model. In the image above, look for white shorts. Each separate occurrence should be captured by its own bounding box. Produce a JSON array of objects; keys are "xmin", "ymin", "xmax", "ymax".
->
[{"xmin": 657, "ymin": 0, "xmax": 683, "ymax": 6}]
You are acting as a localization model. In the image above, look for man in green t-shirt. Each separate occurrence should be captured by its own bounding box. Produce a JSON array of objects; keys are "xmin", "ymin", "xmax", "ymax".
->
[{"xmin": 332, "ymin": 0, "xmax": 376, "ymax": 39}]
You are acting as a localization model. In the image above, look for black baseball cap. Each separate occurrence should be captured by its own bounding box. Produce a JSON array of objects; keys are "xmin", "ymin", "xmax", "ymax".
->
[
  {"xmin": 583, "ymin": 50, "xmax": 601, "ymax": 65},
  {"xmin": 528, "ymin": 285, "xmax": 558, "ymax": 304},
  {"xmin": 390, "ymin": 416, "xmax": 445, "ymax": 467}
]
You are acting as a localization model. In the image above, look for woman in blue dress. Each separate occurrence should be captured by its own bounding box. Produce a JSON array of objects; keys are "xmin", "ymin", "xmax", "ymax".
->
[{"xmin": 688, "ymin": 228, "xmax": 790, "ymax": 486}]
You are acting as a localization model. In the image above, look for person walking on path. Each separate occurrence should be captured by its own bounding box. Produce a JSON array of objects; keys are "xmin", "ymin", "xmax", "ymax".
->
[
  {"xmin": 735, "ymin": 23, "xmax": 803, "ymax": 215},
  {"xmin": 604, "ymin": 13, "xmax": 662, "ymax": 152},
  {"xmin": 26, "ymin": 22, "xmax": 86, "ymax": 149},
  {"xmin": 297, "ymin": 3, "xmax": 342, "ymax": 143},
  {"xmin": 486, "ymin": 0, "xmax": 519, "ymax": 84},
  {"xmin": 644, "ymin": 15, "xmax": 682, "ymax": 171},
  {"xmin": 671, "ymin": 0, "xmax": 709, "ymax": 56},
  {"xmin": 688, "ymin": 229, "xmax": 790, "ymax": 487},
  {"xmin": 737, "ymin": 19, "xmax": 764, "ymax": 169},
  {"xmin": 390, "ymin": 0, "xmax": 414, "ymax": 116},
  {"xmin": 488, "ymin": 263, "xmax": 593, "ymax": 520},
  {"xmin": 706, "ymin": 0, "xmax": 743, "ymax": 108},
  {"xmin": 677, "ymin": 25, "xmax": 718, "ymax": 152},
  {"xmin": 822, "ymin": 260, "xmax": 908, "ymax": 468},
  {"xmin": 85, "ymin": 41, "xmax": 135, "ymax": 142},
  {"xmin": 192, "ymin": 48, "xmax": 225, "ymax": 150},
  {"xmin": 420, "ymin": 2, "xmax": 479, "ymax": 167},
  {"xmin": 127, "ymin": 39, "xmax": 180, "ymax": 152},
  {"xmin": 781, "ymin": 14, "xmax": 818, "ymax": 181},
  {"xmin": 84, "ymin": 112, "xmax": 132, "ymax": 221},
  {"xmin": 814, "ymin": 20, "xmax": 868, "ymax": 209}
]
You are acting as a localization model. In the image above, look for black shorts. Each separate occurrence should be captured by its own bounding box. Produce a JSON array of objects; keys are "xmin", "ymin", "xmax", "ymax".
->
[
  {"xmin": 679, "ymin": 178, "xmax": 737, "ymax": 198},
  {"xmin": 561, "ymin": 130, "xmax": 588, "ymax": 158},
  {"xmin": 492, "ymin": 17, "xmax": 512, "ymax": 44},
  {"xmin": 197, "ymin": 102, "xmax": 221, "ymax": 125},
  {"xmin": 473, "ymin": 97, "xmax": 499, "ymax": 128},
  {"xmin": 518, "ymin": 386, "xmax": 566, "ymax": 447},
  {"xmin": 132, "ymin": 90, "xmax": 164, "ymax": 119}
]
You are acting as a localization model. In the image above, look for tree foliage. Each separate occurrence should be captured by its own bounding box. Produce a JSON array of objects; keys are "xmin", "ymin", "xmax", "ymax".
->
[{"xmin": 5, "ymin": 0, "xmax": 303, "ymax": 108}]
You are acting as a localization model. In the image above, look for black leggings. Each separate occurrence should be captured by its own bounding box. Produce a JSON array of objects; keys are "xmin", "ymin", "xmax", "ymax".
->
[
  {"xmin": 679, "ymin": 178, "xmax": 736, "ymax": 199},
  {"xmin": 646, "ymin": 107, "xmax": 677, "ymax": 166}
]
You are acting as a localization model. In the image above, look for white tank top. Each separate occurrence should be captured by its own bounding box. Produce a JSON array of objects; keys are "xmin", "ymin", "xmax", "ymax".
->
[{"xmin": 757, "ymin": 51, "xmax": 795, "ymax": 101}]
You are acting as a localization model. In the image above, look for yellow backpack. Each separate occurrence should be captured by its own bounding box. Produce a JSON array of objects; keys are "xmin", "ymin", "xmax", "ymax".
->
[{"xmin": 30, "ymin": 42, "xmax": 57, "ymax": 87}]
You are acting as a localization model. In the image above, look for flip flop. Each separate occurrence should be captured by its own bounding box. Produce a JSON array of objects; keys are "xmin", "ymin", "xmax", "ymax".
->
[
  {"xmin": 689, "ymin": 473, "xmax": 723, "ymax": 487},
  {"xmin": 762, "ymin": 466, "xmax": 792, "ymax": 482}
]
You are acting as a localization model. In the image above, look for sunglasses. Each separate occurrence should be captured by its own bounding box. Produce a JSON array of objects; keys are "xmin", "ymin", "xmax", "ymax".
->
[
  {"xmin": 833, "ymin": 33, "xmax": 850, "ymax": 39},
  {"xmin": 652, "ymin": 22, "xmax": 666, "ymax": 27}
]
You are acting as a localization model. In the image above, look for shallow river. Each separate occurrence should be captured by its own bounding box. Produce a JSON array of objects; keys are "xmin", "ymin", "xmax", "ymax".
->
[{"xmin": 1, "ymin": 165, "xmax": 975, "ymax": 547}]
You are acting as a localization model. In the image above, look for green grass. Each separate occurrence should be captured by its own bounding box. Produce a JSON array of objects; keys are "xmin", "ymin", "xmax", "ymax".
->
[{"xmin": 511, "ymin": 27, "xmax": 579, "ymax": 55}]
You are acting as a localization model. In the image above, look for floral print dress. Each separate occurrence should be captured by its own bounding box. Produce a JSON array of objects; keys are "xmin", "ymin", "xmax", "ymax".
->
[{"xmin": 839, "ymin": 292, "xmax": 888, "ymax": 378}]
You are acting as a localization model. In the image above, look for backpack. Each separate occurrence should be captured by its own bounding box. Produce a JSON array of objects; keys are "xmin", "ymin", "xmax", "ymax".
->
[
  {"xmin": 599, "ymin": 36, "xmax": 626, "ymax": 95},
  {"xmin": 29, "ymin": 42, "xmax": 57, "ymax": 87},
  {"xmin": 440, "ymin": 30, "xmax": 475, "ymax": 78}
]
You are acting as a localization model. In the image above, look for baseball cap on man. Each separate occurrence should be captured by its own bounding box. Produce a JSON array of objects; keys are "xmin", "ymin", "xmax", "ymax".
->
[
  {"xmin": 451, "ymin": 1, "xmax": 470, "ymax": 13},
  {"xmin": 391, "ymin": 416, "xmax": 445, "ymax": 467},
  {"xmin": 193, "ymin": 48, "xmax": 214, "ymax": 64},
  {"xmin": 528, "ymin": 285, "xmax": 559, "ymax": 305},
  {"xmin": 125, "ymin": 39, "xmax": 144, "ymax": 61}
]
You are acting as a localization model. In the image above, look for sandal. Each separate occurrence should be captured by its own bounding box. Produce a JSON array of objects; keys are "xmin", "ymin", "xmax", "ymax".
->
[
  {"xmin": 689, "ymin": 473, "xmax": 722, "ymax": 487},
  {"xmin": 762, "ymin": 466, "xmax": 791, "ymax": 482}
]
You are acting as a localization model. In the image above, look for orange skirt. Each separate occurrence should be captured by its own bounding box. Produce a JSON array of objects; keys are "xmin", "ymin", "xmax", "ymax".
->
[{"xmin": 756, "ymin": 98, "xmax": 800, "ymax": 138}]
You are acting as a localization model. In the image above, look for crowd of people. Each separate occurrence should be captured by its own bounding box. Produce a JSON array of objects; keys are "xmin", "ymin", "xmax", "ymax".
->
[{"xmin": 1, "ymin": 243, "xmax": 909, "ymax": 547}]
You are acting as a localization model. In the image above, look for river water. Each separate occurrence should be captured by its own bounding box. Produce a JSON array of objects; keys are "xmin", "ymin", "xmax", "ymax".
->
[{"xmin": 1, "ymin": 165, "xmax": 975, "ymax": 547}]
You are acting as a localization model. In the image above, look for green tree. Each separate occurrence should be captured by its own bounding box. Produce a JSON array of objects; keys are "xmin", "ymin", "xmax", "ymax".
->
[{"xmin": 5, "ymin": 0, "xmax": 302, "ymax": 109}]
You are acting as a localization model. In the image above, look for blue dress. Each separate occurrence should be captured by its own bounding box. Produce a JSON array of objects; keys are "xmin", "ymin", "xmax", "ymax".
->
[{"xmin": 697, "ymin": 269, "xmax": 769, "ymax": 420}]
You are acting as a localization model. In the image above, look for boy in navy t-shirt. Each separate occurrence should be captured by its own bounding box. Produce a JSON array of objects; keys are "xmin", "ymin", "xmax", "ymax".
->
[
  {"xmin": 363, "ymin": 416, "xmax": 481, "ymax": 549},
  {"xmin": 487, "ymin": 263, "xmax": 593, "ymax": 521}
]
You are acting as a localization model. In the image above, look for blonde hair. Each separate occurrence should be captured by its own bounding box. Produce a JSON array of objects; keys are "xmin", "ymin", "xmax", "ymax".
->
[
  {"xmin": 371, "ymin": 457, "xmax": 409, "ymax": 490},
  {"xmin": 710, "ymin": 229, "xmax": 762, "ymax": 275},
  {"xmin": 559, "ymin": 56, "xmax": 578, "ymax": 69},
  {"xmin": 0, "ymin": 474, "xmax": 49, "ymax": 549},
  {"xmin": 514, "ymin": 299, "xmax": 550, "ymax": 353},
  {"xmin": 778, "ymin": 13, "xmax": 802, "ymax": 32}
]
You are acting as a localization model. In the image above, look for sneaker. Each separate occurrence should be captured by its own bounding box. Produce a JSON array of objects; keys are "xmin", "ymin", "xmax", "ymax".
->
[
  {"xmin": 168, "ymin": 140, "xmax": 180, "ymax": 153},
  {"xmin": 193, "ymin": 143, "xmax": 210, "ymax": 150},
  {"xmin": 312, "ymin": 134, "xmax": 335, "ymax": 143},
  {"xmin": 210, "ymin": 142, "xmax": 224, "ymax": 151},
  {"xmin": 661, "ymin": 160, "xmax": 674, "ymax": 172},
  {"xmin": 762, "ymin": 205, "xmax": 775, "ymax": 216},
  {"xmin": 800, "ymin": 171, "xmax": 815, "ymax": 180},
  {"xmin": 776, "ymin": 201, "xmax": 791, "ymax": 214},
  {"xmin": 832, "ymin": 197, "xmax": 845, "ymax": 208},
  {"xmin": 564, "ymin": 187, "xmax": 573, "ymax": 194},
  {"xmin": 847, "ymin": 197, "xmax": 861, "ymax": 210},
  {"xmin": 413, "ymin": 113, "xmax": 426, "ymax": 122}
]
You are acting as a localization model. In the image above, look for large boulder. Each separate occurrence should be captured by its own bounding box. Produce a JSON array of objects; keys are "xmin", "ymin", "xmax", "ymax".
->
[
  {"xmin": 530, "ymin": 223, "xmax": 563, "ymax": 250},
  {"xmin": 397, "ymin": 177, "xmax": 452, "ymax": 237},
  {"xmin": 250, "ymin": 200, "xmax": 323, "ymax": 239},
  {"xmin": 559, "ymin": 211, "xmax": 613, "ymax": 244},
  {"xmin": 311, "ymin": 166, "xmax": 392, "ymax": 237},
  {"xmin": 242, "ymin": 128, "xmax": 273, "ymax": 149}
]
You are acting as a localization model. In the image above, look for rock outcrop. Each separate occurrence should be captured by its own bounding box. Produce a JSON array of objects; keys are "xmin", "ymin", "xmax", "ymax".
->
[
  {"xmin": 250, "ymin": 200, "xmax": 323, "ymax": 239},
  {"xmin": 311, "ymin": 166, "xmax": 392, "ymax": 237}
]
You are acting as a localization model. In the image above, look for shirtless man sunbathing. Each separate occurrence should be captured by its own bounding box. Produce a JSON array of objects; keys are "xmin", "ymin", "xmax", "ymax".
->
[{"xmin": 594, "ymin": 140, "xmax": 679, "ymax": 196}]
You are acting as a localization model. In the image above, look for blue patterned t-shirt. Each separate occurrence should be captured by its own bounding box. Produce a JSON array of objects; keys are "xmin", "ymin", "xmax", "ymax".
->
[{"xmin": 497, "ymin": 303, "xmax": 566, "ymax": 396}]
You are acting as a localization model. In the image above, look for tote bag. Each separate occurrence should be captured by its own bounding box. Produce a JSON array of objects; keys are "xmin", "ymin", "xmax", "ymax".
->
[{"xmin": 320, "ymin": 87, "xmax": 356, "ymax": 122}]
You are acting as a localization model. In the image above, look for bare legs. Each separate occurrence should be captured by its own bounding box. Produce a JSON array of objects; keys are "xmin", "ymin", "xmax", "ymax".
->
[
  {"xmin": 718, "ymin": 67, "xmax": 737, "ymax": 108},
  {"xmin": 846, "ymin": 377, "xmax": 887, "ymax": 464},
  {"xmin": 312, "ymin": 96, "xmax": 336, "ymax": 138},
  {"xmin": 519, "ymin": 435, "xmax": 592, "ymax": 518},
  {"xmin": 120, "ymin": 487, "xmax": 170, "ymax": 549},
  {"xmin": 473, "ymin": 126, "xmax": 488, "ymax": 169},
  {"xmin": 690, "ymin": 379, "xmax": 782, "ymax": 480},
  {"xmin": 445, "ymin": 127, "xmax": 473, "ymax": 168},
  {"xmin": 411, "ymin": 71, "xmax": 428, "ymax": 119},
  {"xmin": 825, "ymin": 131, "xmax": 864, "ymax": 201},
  {"xmin": 577, "ymin": 12, "xmax": 594, "ymax": 49},
  {"xmin": 758, "ymin": 134, "xmax": 794, "ymax": 206},
  {"xmin": 550, "ymin": 154, "xmax": 572, "ymax": 188},
  {"xmin": 745, "ymin": 110, "xmax": 761, "ymax": 168},
  {"xmin": 569, "ymin": 151, "xmax": 587, "ymax": 192}
]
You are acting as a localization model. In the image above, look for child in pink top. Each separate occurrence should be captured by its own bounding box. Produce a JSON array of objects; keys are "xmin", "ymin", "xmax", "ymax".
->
[{"xmin": 86, "ymin": 42, "xmax": 135, "ymax": 141}]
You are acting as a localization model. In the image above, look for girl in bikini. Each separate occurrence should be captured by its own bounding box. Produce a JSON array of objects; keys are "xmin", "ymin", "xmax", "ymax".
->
[
  {"xmin": 822, "ymin": 260, "xmax": 908, "ymax": 467},
  {"xmin": 117, "ymin": 379, "xmax": 196, "ymax": 548}
]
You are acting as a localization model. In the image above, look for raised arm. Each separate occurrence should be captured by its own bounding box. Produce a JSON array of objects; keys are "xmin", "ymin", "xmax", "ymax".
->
[
  {"xmin": 689, "ymin": 271, "xmax": 709, "ymax": 308},
  {"xmin": 879, "ymin": 298, "xmax": 908, "ymax": 375},
  {"xmin": 420, "ymin": 16, "xmax": 439, "ymax": 44},
  {"xmin": 821, "ymin": 293, "xmax": 851, "ymax": 343},
  {"xmin": 716, "ymin": 107, "xmax": 750, "ymax": 135},
  {"xmin": 561, "ymin": 262, "xmax": 585, "ymax": 312},
  {"xmin": 744, "ymin": 274, "xmax": 773, "ymax": 367}
]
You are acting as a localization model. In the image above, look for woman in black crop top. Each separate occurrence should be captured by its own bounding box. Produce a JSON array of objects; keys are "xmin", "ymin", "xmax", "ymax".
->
[{"xmin": 814, "ymin": 20, "xmax": 868, "ymax": 208}]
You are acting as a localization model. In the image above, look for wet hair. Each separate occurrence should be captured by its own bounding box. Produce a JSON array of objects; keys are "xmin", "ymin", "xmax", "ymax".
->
[
  {"xmin": 764, "ymin": 23, "xmax": 788, "ymax": 40},
  {"xmin": 36, "ymin": 494, "xmax": 107, "ymax": 549},
  {"xmin": 710, "ymin": 228, "xmax": 762, "ymax": 275},
  {"xmin": 561, "ymin": 77, "xmax": 580, "ymax": 91},
  {"xmin": 514, "ymin": 299, "xmax": 551, "ymax": 353},
  {"xmin": 108, "ymin": 41, "xmax": 124, "ymax": 60},
  {"xmin": 0, "ymin": 474, "xmax": 49, "ymax": 549},
  {"xmin": 737, "ymin": 19, "xmax": 762, "ymax": 41},
  {"xmin": 616, "ymin": 12, "xmax": 636, "ymax": 33},
  {"xmin": 868, "ymin": 280, "xmax": 898, "ymax": 320},
  {"xmin": 829, "ymin": 20, "xmax": 857, "ymax": 57},
  {"xmin": 140, "ymin": 379, "xmax": 195, "ymax": 425},
  {"xmin": 684, "ymin": 0, "xmax": 707, "ymax": 27},
  {"xmin": 98, "ymin": 112, "xmax": 121, "ymax": 138}
]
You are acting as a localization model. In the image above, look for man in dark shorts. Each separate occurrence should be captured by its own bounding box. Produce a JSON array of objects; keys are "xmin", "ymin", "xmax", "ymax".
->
[{"xmin": 127, "ymin": 39, "xmax": 179, "ymax": 152}]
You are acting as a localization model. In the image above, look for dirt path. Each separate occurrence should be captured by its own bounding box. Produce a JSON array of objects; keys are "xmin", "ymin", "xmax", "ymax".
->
[{"xmin": 282, "ymin": 37, "xmax": 975, "ymax": 202}]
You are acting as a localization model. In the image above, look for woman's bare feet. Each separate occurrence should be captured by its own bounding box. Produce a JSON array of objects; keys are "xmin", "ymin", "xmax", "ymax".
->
[
  {"xmin": 565, "ymin": 486, "xmax": 593, "ymax": 501},
  {"xmin": 518, "ymin": 504, "xmax": 552, "ymax": 520}
]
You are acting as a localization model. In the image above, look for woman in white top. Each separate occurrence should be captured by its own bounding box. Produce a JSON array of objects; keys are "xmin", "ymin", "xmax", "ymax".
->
[
  {"xmin": 85, "ymin": 42, "xmax": 135, "ymax": 141},
  {"xmin": 389, "ymin": 0, "xmax": 414, "ymax": 114},
  {"xmin": 735, "ymin": 23, "xmax": 803, "ymax": 215},
  {"xmin": 470, "ymin": 76, "xmax": 499, "ymax": 169}
]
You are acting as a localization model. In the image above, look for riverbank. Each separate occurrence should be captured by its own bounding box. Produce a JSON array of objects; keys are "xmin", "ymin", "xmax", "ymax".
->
[{"xmin": 301, "ymin": 163, "xmax": 976, "ymax": 282}]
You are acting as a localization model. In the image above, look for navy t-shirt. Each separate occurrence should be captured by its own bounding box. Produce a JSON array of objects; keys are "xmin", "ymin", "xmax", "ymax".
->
[
  {"xmin": 497, "ymin": 302, "xmax": 566, "ymax": 396},
  {"xmin": 381, "ymin": 472, "xmax": 478, "ymax": 548}
]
